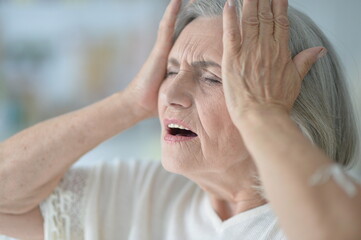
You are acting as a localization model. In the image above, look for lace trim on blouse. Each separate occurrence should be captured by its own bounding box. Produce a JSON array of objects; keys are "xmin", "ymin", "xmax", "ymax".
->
[{"xmin": 40, "ymin": 165, "xmax": 91, "ymax": 240}]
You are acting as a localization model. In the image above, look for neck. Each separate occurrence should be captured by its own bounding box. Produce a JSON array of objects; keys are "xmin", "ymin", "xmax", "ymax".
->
[
  {"xmin": 209, "ymin": 192, "xmax": 267, "ymax": 221},
  {"xmin": 187, "ymin": 159, "xmax": 267, "ymax": 221}
]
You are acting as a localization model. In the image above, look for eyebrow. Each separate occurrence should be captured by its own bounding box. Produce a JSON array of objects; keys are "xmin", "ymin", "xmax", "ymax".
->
[{"xmin": 168, "ymin": 58, "xmax": 221, "ymax": 69}]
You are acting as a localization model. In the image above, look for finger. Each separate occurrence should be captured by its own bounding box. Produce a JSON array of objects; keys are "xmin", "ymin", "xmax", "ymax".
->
[
  {"xmin": 259, "ymin": 0, "xmax": 274, "ymax": 39},
  {"xmin": 242, "ymin": 0, "xmax": 259, "ymax": 40},
  {"xmin": 272, "ymin": 0, "xmax": 290, "ymax": 43},
  {"xmin": 156, "ymin": 0, "xmax": 182, "ymax": 52},
  {"xmin": 293, "ymin": 47, "xmax": 327, "ymax": 79},
  {"xmin": 223, "ymin": 0, "xmax": 242, "ymax": 55}
]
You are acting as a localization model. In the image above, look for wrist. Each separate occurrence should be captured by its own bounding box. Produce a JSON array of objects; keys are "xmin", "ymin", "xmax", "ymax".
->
[
  {"xmin": 117, "ymin": 90, "xmax": 154, "ymax": 122},
  {"xmin": 235, "ymin": 104, "xmax": 290, "ymax": 130}
]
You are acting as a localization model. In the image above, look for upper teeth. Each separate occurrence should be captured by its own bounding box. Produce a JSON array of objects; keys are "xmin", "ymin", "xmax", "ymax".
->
[{"xmin": 168, "ymin": 124, "xmax": 190, "ymax": 130}]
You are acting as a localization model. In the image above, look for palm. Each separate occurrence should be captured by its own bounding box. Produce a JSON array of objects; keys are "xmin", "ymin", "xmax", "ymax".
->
[{"xmin": 124, "ymin": 0, "xmax": 181, "ymax": 119}]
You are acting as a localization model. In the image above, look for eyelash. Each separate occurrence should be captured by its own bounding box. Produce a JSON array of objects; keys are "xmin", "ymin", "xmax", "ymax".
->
[{"xmin": 166, "ymin": 72, "xmax": 222, "ymax": 85}]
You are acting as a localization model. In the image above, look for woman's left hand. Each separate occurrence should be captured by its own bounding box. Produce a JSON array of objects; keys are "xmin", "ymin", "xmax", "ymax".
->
[{"xmin": 221, "ymin": 0, "xmax": 326, "ymax": 123}]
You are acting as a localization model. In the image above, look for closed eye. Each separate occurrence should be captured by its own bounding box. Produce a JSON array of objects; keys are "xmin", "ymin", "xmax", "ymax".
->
[
  {"xmin": 166, "ymin": 71, "xmax": 222, "ymax": 85},
  {"xmin": 204, "ymin": 77, "xmax": 222, "ymax": 84},
  {"xmin": 166, "ymin": 71, "xmax": 178, "ymax": 78}
]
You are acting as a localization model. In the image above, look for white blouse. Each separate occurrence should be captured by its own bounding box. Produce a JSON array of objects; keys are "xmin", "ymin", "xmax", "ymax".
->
[{"xmin": 38, "ymin": 159, "xmax": 286, "ymax": 240}]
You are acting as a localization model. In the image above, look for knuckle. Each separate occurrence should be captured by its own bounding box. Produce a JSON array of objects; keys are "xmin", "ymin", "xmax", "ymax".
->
[
  {"xmin": 258, "ymin": 11, "xmax": 274, "ymax": 22},
  {"xmin": 225, "ymin": 30, "xmax": 239, "ymax": 42},
  {"xmin": 275, "ymin": 15, "xmax": 290, "ymax": 29},
  {"xmin": 242, "ymin": 17, "xmax": 260, "ymax": 26}
]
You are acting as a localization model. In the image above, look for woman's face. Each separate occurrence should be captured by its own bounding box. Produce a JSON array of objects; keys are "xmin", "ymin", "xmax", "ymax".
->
[{"xmin": 158, "ymin": 17, "xmax": 250, "ymax": 175}]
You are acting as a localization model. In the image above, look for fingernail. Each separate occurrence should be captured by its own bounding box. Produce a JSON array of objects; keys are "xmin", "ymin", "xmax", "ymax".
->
[
  {"xmin": 317, "ymin": 48, "xmax": 328, "ymax": 59},
  {"xmin": 228, "ymin": 0, "xmax": 235, "ymax": 7}
]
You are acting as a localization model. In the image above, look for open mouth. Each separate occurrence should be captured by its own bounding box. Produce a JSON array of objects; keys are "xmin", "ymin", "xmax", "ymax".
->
[{"xmin": 167, "ymin": 123, "xmax": 198, "ymax": 137}]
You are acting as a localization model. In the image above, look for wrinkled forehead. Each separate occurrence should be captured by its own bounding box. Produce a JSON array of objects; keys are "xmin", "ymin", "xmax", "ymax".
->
[{"xmin": 169, "ymin": 16, "xmax": 224, "ymax": 65}]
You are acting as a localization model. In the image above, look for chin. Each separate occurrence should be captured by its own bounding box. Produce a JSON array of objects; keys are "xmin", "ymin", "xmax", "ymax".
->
[
  {"xmin": 160, "ymin": 148, "xmax": 201, "ymax": 176},
  {"xmin": 161, "ymin": 153, "xmax": 190, "ymax": 175},
  {"xmin": 159, "ymin": 132, "xmax": 201, "ymax": 174}
]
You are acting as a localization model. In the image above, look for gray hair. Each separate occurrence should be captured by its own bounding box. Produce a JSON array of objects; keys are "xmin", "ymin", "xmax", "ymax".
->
[{"xmin": 174, "ymin": 0, "xmax": 359, "ymax": 168}]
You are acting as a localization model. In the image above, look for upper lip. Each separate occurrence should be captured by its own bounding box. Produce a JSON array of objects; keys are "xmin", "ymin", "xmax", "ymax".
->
[{"xmin": 163, "ymin": 118, "xmax": 197, "ymax": 134}]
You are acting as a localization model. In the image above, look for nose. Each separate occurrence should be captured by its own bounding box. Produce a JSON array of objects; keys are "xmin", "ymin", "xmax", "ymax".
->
[{"xmin": 160, "ymin": 71, "xmax": 194, "ymax": 110}]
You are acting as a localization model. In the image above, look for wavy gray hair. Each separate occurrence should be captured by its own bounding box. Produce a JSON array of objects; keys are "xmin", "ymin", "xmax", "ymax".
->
[{"xmin": 174, "ymin": 0, "xmax": 358, "ymax": 168}]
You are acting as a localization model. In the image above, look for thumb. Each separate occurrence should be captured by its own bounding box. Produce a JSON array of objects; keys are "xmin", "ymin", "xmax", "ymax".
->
[{"xmin": 293, "ymin": 47, "xmax": 327, "ymax": 79}]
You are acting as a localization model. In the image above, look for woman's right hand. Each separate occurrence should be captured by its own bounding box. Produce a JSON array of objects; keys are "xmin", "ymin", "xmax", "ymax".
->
[
  {"xmin": 0, "ymin": 1, "xmax": 181, "ymax": 230},
  {"xmin": 124, "ymin": 0, "xmax": 182, "ymax": 120}
]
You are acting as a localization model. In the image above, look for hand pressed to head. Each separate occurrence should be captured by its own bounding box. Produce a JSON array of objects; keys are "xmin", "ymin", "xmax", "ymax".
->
[{"xmin": 222, "ymin": 0, "xmax": 326, "ymax": 123}]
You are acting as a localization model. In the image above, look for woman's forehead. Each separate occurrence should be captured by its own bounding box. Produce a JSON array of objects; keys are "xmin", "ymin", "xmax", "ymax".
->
[{"xmin": 169, "ymin": 17, "xmax": 223, "ymax": 65}]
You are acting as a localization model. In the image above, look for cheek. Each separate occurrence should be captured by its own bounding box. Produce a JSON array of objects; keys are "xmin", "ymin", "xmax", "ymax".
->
[
  {"xmin": 158, "ymin": 82, "xmax": 167, "ymax": 115},
  {"xmin": 198, "ymin": 93, "xmax": 247, "ymax": 157},
  {"xmin": 198, "ymin": 92, "xmax": 233, "ymax": 138}
]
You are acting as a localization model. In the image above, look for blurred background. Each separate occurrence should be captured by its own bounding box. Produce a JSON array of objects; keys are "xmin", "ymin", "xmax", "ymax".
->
[
  {"xmin": 0, "ymin": 0, "xmax": 360, "ymax": 175},
  {"xmin": 0, "ymin": 0, "xmax": 171, "ymax": 165}
]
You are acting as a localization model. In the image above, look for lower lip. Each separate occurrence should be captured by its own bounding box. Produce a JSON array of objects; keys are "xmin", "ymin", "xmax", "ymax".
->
[{"xmin": 164, "ymin": 133, "xmax": 197, "ymax": 143}]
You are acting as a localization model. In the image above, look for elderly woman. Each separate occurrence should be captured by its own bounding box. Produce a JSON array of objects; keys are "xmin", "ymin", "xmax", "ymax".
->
[{"xmin": 0, "ymin": 0, "xmax": 360, "ymax": 239}]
